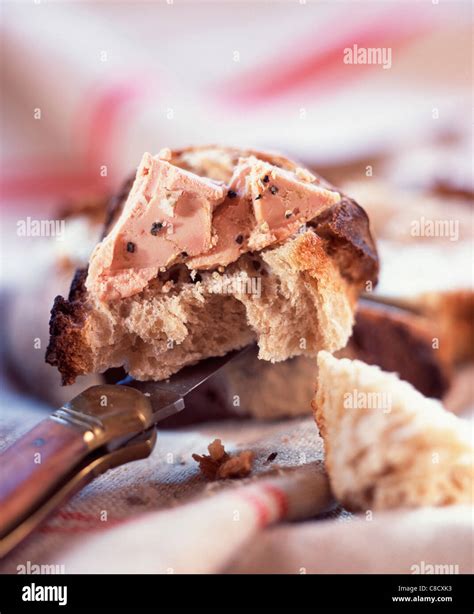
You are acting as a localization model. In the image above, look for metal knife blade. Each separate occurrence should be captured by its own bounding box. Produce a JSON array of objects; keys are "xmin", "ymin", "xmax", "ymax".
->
[{"xmin": 119, "ymin": 347, "xmax": 249, "ymax": 424}]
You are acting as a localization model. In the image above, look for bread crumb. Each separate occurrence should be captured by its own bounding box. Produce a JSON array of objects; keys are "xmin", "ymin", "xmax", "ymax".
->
[
  {"xmin": 208, "ymin": 438, "xmax": 226, "ymax": 461},
  {"xmin": 218, "ymin": 451, "xmax": 254, "ymax": 479},
  {"xmin": 192, "ymin": 438, "xmax": 254, "ymax": 480}
]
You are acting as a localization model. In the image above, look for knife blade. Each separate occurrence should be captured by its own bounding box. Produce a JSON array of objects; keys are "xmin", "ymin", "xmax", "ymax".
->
[{"xmin": 120, "ymin": 348, "xmax": 247, "ymax": 427}]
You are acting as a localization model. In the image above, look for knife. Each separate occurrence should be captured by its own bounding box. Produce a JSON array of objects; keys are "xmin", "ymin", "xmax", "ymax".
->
[{"xmin": 0, "ymin": 350, "xmax": 244, "ymax": 557}]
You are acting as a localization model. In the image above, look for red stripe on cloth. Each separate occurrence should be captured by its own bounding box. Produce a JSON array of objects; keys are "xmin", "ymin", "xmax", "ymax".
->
[
  {"xmin": 239, "ymin": 491, "xmax": 272, "ymax": 528},
  {"xmin": 215, "ymin": 12, "xmax": 431, "ymax": 105},
  {"xmin": 40, "ymin": 513, "xmax": 124, "ymax": 534},
  {"xmin": 262, "ymin": 484, "xmax": 289, "ymax": 520},
  {"xmin": 82, "ymin": 81, "xmax": 143, "ymax": 169},
  {"xmin": 40, "ymin": 525, "xmax": 100, "ymax": 534},
  {"xmin": 2, "ymin": 81, "xmax": 143, "ymax": 203},
  {"xmin": 0, "ymin": 167, "xmax": 110, "ymax": 202},
  {"xmin": 39, "ymin": 521, "xmax": 122, "ymax": 534},
  {"xmin": 55, "ymin": 510, "xmax": 103, "ymax": 523}
]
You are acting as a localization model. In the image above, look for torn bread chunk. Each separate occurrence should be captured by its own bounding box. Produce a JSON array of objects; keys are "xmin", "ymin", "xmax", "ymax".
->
[
  {"xmin": 313, "ymin": 352, "xmax": 474, "ymax": 511},
  {"xmin": 46, "ymin": 146, "xmax": 378, "ymax": 384}
]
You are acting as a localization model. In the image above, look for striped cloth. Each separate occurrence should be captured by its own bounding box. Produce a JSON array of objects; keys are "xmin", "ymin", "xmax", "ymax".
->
[
  {"xmin": 0, "ymin": 383, "xmax": 472, "ymax": 574},
  {"xmin": 2, "ymin": 1, "xmax": 471, "ymax": 205}
]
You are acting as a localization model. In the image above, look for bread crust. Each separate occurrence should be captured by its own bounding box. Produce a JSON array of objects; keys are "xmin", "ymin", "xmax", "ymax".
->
[
  {"xmin": 46, "ymin": 146, "xmax": 378, "ymax": 384},
  {"xmin": 411, "ymin": 290, "xmax": 474, "ymax": 365},
  {"xmin": 46, "ymin": 269, "xmax": 93, "ymax": 384},
  {"xmin": 347, "ymin": 300, "xmax": 451, "ymax": 399}
]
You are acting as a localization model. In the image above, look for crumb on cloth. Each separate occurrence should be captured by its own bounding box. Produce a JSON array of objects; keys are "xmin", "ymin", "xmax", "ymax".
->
[{"xmin": 192, "ymin": 438, "xmax": 254, "ymax": 480}]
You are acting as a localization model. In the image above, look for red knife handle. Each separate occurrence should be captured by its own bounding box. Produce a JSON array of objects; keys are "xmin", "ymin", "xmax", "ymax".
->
[{"xmin": 0, "ymin": 418, "xmax": 90, "ymax": 537}]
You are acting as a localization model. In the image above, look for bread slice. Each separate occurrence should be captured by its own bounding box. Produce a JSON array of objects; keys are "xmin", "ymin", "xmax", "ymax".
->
[
  {"xmin": 46, "ymin": 146, "xmax": 378, "ymax": 384},
  {"xmin": 313, "ymin": 352, "xmax": 473, "ymax": 510}
]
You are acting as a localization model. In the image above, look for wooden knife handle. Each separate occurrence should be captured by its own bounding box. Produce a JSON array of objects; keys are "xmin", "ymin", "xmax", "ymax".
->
[
  {"xmin": 0, "ymin": 384, "xmax": 154, "ymax": 554},
  {"xmin": 0, "ymin": 418, "xmax": 90, "ymax": 537}
]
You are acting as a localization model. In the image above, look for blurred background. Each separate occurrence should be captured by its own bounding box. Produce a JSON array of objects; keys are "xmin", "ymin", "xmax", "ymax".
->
[{"xmin": 0, "ymin": 0, "xmax": 472, "ymax": 412}]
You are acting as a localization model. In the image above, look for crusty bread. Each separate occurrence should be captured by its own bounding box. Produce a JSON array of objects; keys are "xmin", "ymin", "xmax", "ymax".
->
[
  {"xmin": 313, "ymin": 352, "xmax": 473, "ymax": 510},
  {"xmin": 187, "ymin": 299, "xmax": 451, "ymax": 423},
  {"xmin": 343, "ymin": 299, "xmax": 451, "ymax": 399},
  {"xmin": 46, "ymin": 146, "xmax": 378, "ymax": 384}
]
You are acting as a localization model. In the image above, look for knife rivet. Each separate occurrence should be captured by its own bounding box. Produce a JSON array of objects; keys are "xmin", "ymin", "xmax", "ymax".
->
[{"xmin": 33, "ymin": 438, "xmax": 45, "ymax": 447}]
